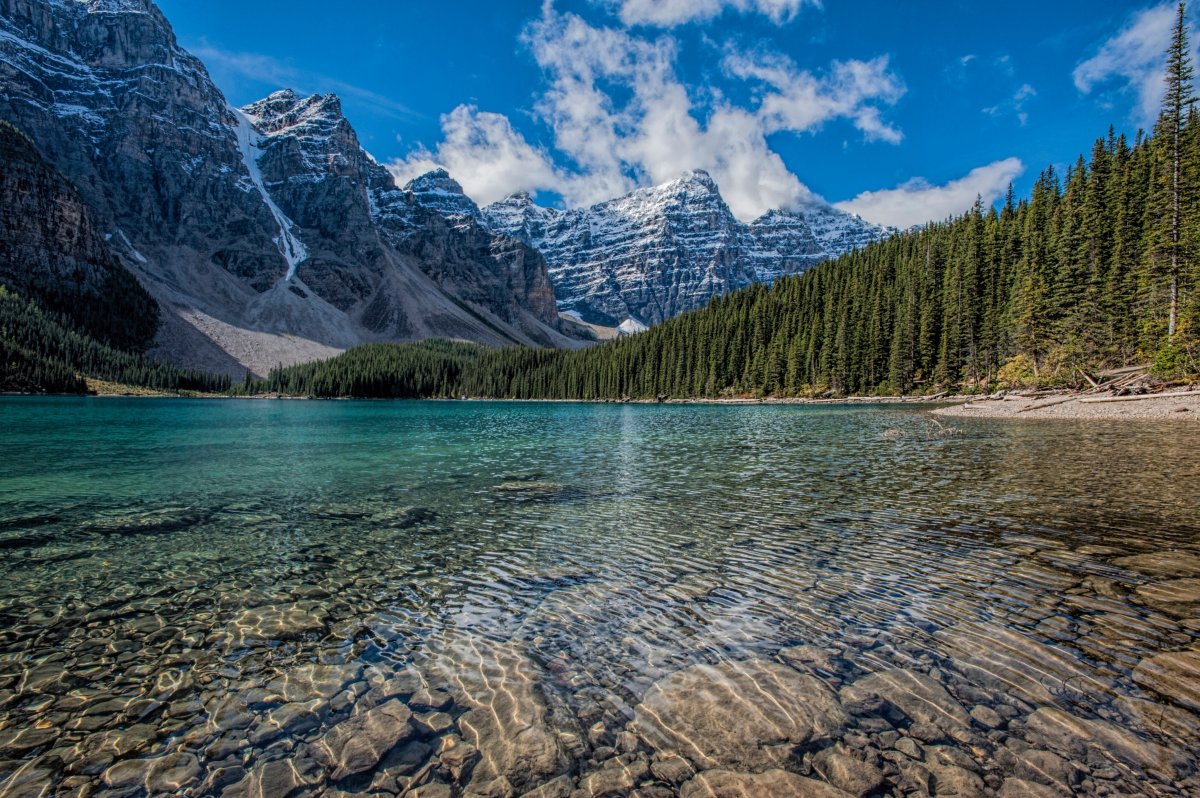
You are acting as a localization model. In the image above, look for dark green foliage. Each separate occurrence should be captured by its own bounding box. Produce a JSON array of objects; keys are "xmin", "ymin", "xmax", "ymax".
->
[
  {"xmin": 237, "ymin": 341, "xmax": 486, "ymax": 398},
  {"xmin": 0, "ymin": 286, "xmax": 230, "ymax": 393}
]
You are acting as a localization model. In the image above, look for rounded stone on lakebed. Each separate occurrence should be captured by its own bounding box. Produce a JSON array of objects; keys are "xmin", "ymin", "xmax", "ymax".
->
[
  {"xmin": 680, "ymin": 768, "xmax": 855, "ymax": 798},
  {"xmin": 633, "ymin": 659, "xmax": 847, "ymax": 770}
]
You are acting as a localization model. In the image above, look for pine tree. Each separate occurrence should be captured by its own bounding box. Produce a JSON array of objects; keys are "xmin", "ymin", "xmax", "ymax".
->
[{"xmin": 1161, "ymin": 2, "xmax": 1196, "ymax": 337}]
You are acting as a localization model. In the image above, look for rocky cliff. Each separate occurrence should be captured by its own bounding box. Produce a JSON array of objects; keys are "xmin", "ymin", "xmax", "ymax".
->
[
  {"xmin": 0, "ymin": 119, "xmax": 158, "ymax": 350},
  {"xmin": 483, "ymin": 171, "xmax": 888, "ymax": 327},
  {"xmin": 0, "ymin": 0, "xmax": 576, "ymax": 376}
]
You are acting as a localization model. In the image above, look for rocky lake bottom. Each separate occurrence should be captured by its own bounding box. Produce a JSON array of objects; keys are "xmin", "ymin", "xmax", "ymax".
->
[{"xmin": 0, "ymin": 398, "xmax": 1198, "ymax": 798}]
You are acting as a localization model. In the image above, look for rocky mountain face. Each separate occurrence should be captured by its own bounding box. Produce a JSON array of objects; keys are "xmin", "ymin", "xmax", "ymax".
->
[
  {"xmin": 0, "ymin": 0, "xmax": 576, "ymax": 377},
  {"xmin": 0, "ymin": 119, "xmax": 158, "ymax": 350},
  {"xmin": 483, "ymin": 171, "xmax": 888, "ymax": 327},
  {"xmin": 239, "ymin": 90, "xmax": 562, "ymax": 343}
]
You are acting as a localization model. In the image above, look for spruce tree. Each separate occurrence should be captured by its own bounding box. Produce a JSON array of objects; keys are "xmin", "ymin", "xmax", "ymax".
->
[{"xmin": 1159, "ymin": 2, "xmax": 1196, "ymax": 337}]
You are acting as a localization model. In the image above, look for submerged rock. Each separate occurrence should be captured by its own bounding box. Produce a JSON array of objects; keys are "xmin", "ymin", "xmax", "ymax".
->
[
  {"xmin": 265, "ymin": 662, "xmax": 361, "ymax": 704},
  {"xmin": 421, "ymin": 636, "xmax": 568, "ymax": 791},
  {"xmin": 224, "ymin": 757, "xmax": 324, "ymax": 798},
  {"xmin": 311, "ymin": 699, "xmax": 414, "ymax": 780},
  {"xmin": 249, "ymin": 701, "xmax": 324, "ymax": 745},
  {"xmin": 1023, "ymin": 707, "xmax": 1186, "ymax": 774},
  {"xmin": 101, "ymin": 752, "xmax": 200, "ymax": 792},
  {"xmin": 633, "ymin": 659, "xmax": 847, "ymax": 770},
  {"xmin": 1132, "ymin": 647, "xmax": 1200, "ymax": 712},
  {"xmin": 680, "ymin": 768, "xmax": 854, "ymax": 797},
  {"xmin": 221, "ymin": 602, "xmax": 330, "ymax": 646},
  {"xmin": 840, "ymin": 669, "xmax": 971, "ymax": 732},
  {"xmin": 1135, "ymin": 579, "xmax": 1200, "ymax": 617},
  {"xmin": 491, "ymin": 482, "xmax": 570, "ymax": 502},
  {"xmin": 933, "ymin": 623, "xmax": 1110, "ymax": 705},
  {"xmin": 997, "ymin": 777, "xmax": 1067, "ymax": 798},
  {"xmin": 811, "ymin": 748, "xmax": 885, "ymax": 797},
  {"xmin": 1113, "ymin": 551, "xmax": 1200, "ymax": 578}
]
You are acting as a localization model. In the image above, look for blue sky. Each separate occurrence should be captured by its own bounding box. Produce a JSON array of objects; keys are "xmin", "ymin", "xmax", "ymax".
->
[{"xmin": 157, "ymin": 0, "xmax": 1193, "ymax": 226}]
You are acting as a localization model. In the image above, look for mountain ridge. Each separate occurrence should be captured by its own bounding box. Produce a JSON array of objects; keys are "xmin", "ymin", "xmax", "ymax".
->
[{"xmin": 479, "ymin": 169, "xmax": 889, "ymax": 327}]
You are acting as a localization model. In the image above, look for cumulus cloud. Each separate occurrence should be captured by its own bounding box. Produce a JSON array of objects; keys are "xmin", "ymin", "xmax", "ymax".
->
[
  {"xmin": 725, "ymin": 50, "xmax": 905, "ymax": 142},
  {"xmin": 387, "ymin": 107, "xmax": 566, "ymax": 202},
  {"xmin": 390, "ymin": 6, "xmax": 905, "ymax": 219},
  {"xmin": 1073, "ymin": 3, "xmax": 1183, "ymax": 126},
  {"xmin": 606, "ymin": 0, "xmax": 818, "ymax": 28},
  {"xmin": 835, "ymin": 158, "xmax": 1024, "ymax": 229}
]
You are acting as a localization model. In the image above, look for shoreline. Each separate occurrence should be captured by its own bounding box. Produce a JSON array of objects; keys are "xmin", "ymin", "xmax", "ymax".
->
[
  {"xmin": 933, "ymin": 389, "xmax": 1200, "ymax": 420},
  {"xmin": 6, "ymin": 387, "xmax": 1200, "ymax": 420},
  {"xmin": 0, "ymin": 390, "xmax": 970, "ymax": 405}
]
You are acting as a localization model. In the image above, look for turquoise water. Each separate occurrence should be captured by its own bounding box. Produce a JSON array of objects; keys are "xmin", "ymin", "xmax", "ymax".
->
[{"xmin": 1, "ymin": 397, "xmax": 1199, "ymax": 796}]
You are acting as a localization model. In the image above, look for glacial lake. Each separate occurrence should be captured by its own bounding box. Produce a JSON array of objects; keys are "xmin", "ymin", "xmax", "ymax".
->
[{"xmin": 1, "ymin": 397, "xmax": 1199, "ymax": 797}]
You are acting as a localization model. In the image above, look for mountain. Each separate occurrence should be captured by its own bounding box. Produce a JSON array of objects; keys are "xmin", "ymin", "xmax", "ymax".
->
[
  {"xmin": 0, "ymin": 0, "xmax": 578, "ymax": 377},
  {"xmin": 0, "ymin": 119, "xmax": 158, "ymax": 350},
  {"xmin": 482, "ymin": 170, "xmax": 887, "ymax": 327}
]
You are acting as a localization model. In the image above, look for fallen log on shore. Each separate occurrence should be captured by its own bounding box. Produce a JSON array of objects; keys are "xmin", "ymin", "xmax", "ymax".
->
[{"xmin": 1078, "ymin": 390, "xmax": 1197, "ymax": 404}]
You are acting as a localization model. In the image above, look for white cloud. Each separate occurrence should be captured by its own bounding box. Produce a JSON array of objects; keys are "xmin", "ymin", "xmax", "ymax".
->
[
  {"xmin": 607, "ymin": 0, "xmax": 818, "ymax": 28},
  {"xmin": 725, "ymin": 50, "xmax": 905, "ymax": 142},
  {"xmin": 1073, "ymin": 3, "xmax": 1181, "ymax": 126},
  {"xmin": 391, "ymin": 6, "xmax": 905, "ymax": 219},
  {"xmin": 983, "ymin": 82, "xmax": 1037, "ymax": 125},
  {"xmin": 835, "ymin": 157, "xmax": 1024, "ymax": 229},
  {"xmin": 386, "ymin": 107, "xmax": 566, "ymax": 204}
]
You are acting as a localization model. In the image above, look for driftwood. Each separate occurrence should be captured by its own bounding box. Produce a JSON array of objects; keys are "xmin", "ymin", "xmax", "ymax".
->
[
  {"xmin": 1078, "ymin": 369, "xmax": 1099, "ymax": 389},
  {"xmin": 1017, "ymin": 395, "xmax": 1081, "ymax": 413},
  {"xmin": 1078, "ymin": 390, "xmax": 1197, "ymax": 404},
  {"xmin": 1097, "ymin": 364, "xmax": 1151, "ymax": 378}
]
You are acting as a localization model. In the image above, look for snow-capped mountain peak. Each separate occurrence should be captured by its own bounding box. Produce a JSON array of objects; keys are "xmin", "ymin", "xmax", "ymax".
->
[
  {"xmin": 403, "ymin": 169, "xmax": 482, "ymax": 221},
  {"xmin": 68, "ymin": 0, "xmax": 151, "ymax": 14},
  {"xmin": 482, "ymin": 173, "xmax": 888, "ymax": 326}
]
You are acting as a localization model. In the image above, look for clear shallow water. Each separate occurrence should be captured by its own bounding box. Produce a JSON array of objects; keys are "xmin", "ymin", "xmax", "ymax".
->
[{"xmin": 0, "ymin": 397, "xmax": 1198, "ymax": 797}]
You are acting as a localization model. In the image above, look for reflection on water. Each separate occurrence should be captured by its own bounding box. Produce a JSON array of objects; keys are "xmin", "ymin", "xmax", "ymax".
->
[{"xmin": 0, "ymin": 397, "xmax": 1198, "ymax": 797}]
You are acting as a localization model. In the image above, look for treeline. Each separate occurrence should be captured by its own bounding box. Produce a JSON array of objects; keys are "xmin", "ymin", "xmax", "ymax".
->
[
  {"xmin": 234, "ymin": 341, "xmax": 483, "ymax": 398},
  {"xmin": 0, "ymin": 286, "xmax": 231, "ymax": 394}
]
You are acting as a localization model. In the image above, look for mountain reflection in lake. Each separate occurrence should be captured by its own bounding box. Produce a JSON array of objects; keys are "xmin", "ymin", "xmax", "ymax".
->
[{"xmin": 0, "ymin": 397, "xmax": 1198, "ymax": 797}]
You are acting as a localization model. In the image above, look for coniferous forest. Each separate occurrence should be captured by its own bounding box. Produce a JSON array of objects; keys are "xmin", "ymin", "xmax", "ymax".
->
[{"xmin": 0, "ymin": 287, "xmax": 231, "ymax": 394}]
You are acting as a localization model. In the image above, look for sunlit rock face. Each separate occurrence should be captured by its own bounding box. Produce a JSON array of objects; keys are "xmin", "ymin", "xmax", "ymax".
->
[{"xmin": 483, "ymin": 170, "xmax": 888, "ymax": 327}]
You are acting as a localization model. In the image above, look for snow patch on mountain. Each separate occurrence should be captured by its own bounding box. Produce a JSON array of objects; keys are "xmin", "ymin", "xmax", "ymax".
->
[
  {"xmin": 618, "ymin": 318, "xmax": 648, "ymax": 335},
  {"xmin": 482, "ymin": 170, "xmax": 889, "ymax": 326},
  {"xmin": 74, "ymin": 0, "xmax": 150, "ymax": 13},
  {"xmin": 230, "ymin": 106, "xmax": 308, "ymax": 280},
  {"xmin": 403, "ymin": 169, "xmax": 482, "ymax": 221}
]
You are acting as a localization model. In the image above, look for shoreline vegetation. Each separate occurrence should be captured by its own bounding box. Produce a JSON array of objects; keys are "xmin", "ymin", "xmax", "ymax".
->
[{"xmin": 9, "ymin": 379, "xmax": 1199, "ymax": 421}]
